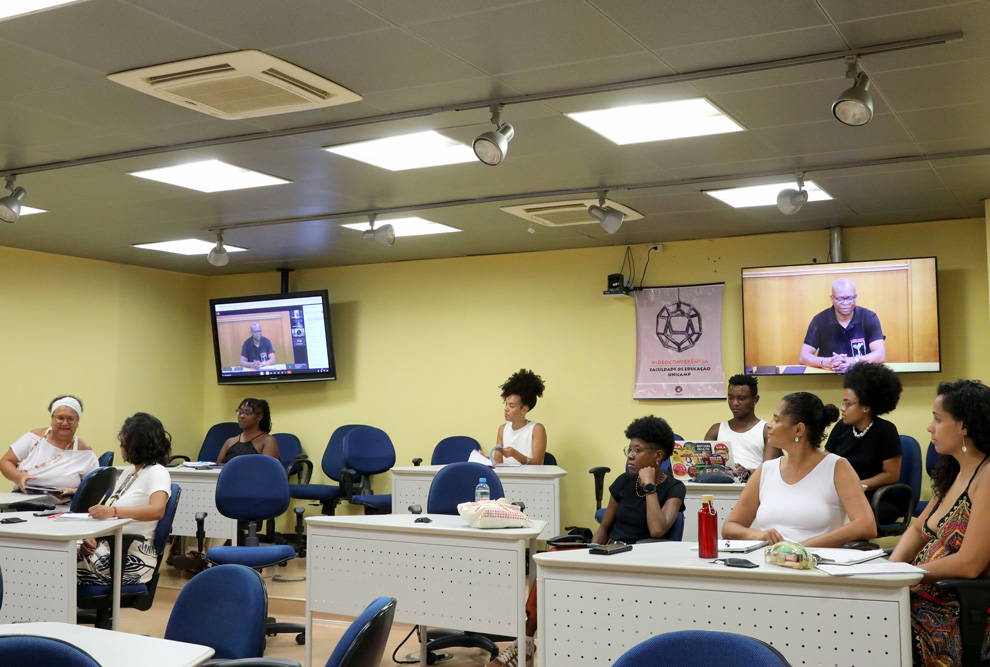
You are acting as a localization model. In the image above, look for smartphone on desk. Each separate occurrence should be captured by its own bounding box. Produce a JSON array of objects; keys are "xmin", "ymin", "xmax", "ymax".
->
[
  {"xmin": 589, "ymin": 542, "xmax": 632, "ymax": 555},
  {"xmin": 1, "ymin": 517, "xmax": 27, "ymax": 524}
]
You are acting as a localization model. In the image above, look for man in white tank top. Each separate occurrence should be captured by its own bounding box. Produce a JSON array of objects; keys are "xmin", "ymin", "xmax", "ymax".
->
[{"xmin": 704, "ymin": 375, "xmax": 777, "ymax": 476}]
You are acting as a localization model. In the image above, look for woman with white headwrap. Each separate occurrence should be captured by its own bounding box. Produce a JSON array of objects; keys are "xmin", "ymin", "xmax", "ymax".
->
[{"xmin": 0, "ymin": 395, "xmax": 99, "ymax": 498}]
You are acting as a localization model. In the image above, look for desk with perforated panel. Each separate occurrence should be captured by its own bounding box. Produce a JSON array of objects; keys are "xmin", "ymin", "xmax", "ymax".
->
[
  {"xmin": 166, "ymin": 467, "xmax": 238, "ymax": 542},
  {"xmin": 534, "ymin": 541, "xmax": 922, "ymax": 667},
  {"xmin": 390, "ymin": 464, "xmax": 566, "ymax": 538},
  {"xmin": 305, "ymin": 513, "xmax": 545, "ymax": 667}
]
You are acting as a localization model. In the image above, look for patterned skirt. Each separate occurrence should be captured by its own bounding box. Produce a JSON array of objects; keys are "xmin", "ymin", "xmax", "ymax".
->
[{"xmin": 77, "ymin": 538, "xmax": 158, "ymax": 585}]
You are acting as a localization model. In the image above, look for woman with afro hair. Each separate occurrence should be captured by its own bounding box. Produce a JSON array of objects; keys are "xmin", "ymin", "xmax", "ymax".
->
[{"xmin": 492, "ymin": 369, "xmax": 547, "ymax": 466}]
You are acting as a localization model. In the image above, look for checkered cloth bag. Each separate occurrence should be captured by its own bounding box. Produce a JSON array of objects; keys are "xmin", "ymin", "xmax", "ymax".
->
[{"xmin": 457, "ymin": 498, "xmax": 534, "ymax": 529}]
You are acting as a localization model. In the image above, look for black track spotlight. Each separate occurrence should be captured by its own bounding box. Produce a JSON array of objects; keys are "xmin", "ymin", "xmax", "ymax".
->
[
  {"xmin": 588, "ymin": 191, "xmax": 624, "ymax": 234},
  {"xmin": 473, "ymin": 104, "xmax": 514, "ymax": 166},
  {"xmin": 0, "ymin": 175, "xmax": 27, "ymax": 223},
  {"xmin": 207, "ymin": 230, "xmax": 229, "ymax": 266},
  {"xmin": 362, "ymin": 214, "xmax": 395, "ymax": 246},
  {"xmin": 777, "ymin": 174, "xmax": 809, "ymax": 215},
  {"xmin": 832, "ymin": 57, "xmax": 873, "ymax": 127}
]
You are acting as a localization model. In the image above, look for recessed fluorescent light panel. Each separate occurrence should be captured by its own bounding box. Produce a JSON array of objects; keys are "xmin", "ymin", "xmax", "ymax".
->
[
  {"xmin": 705, "ymin": 181, "xmax": 833, "ymax": 208},
  {"xmin": 567, "ymin": 98, "xmax": 744, "ymax": 145},
  {"xmin": 325, "ymin": 131, "xmax": 476, "ymax": 171},
  {"xmin": 20, "ymin": 205, "xmax": 47, "ymax": 216},
  {"xmin": 134, "ymin": 239, "xmax": 247, "ymax": 255},
  {"xmin": 0, "ymin": 1, "xmax": 85, "ymax": 21},
  {"xmin": 341, "ymin": 217, "xmax": 461, "ymax": 237},
  {"xmin": 129, "ymin": 160, "xmax": 290, "ymax": 193}
]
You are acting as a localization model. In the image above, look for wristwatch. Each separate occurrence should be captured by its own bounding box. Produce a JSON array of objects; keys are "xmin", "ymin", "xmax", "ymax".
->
[{"xmin": 642, "ymin": 482, "xmax": 657, "ymax": 494}]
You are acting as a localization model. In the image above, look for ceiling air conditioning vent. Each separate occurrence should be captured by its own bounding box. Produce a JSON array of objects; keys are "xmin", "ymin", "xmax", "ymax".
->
[
  {"xmin": 501, "ymin": 199, "xmax": 643, "ymax": 227},
  {"xmin": 108, "ymin": 50, "xmax": 361, "ymax": 120}
]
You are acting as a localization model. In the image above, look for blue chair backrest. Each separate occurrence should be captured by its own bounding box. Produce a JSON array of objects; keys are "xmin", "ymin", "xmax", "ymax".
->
[
  {"xmin": 200, "ymin": 422, "xmax": 241, "ymax": 462},
  {"xmin": 543, "ymin": 451, "xmax": 557, "ymax": 466},
  {"xmin": 666, "ymin": 512, "xmax": 685, "ymax": 541},
  {"xmin": 215, "ymin": 456, "xmax": 289, "ymax": 521},
  {"xmin": 925, "ymin": 440, "xmax": 939, "ymax": 477},
  {"xmin": 165, "ymin": 564, "xmax": 268, "ymax": 660},
  {"xmin": 428, "ymin": 462, "xmax": 505, "ymax": 515},
  {"xmin": 273, "ymin": 433, "xmax": 303, "ymax": 469},
  {"xmin": 70, "ymin": 466, "xmax": 119, "ymax": 513},
  {"xmin": 900, "ymin": 435, "xmax": 922, "ymax": 504},
  {"xmin": 323, "ymin": 425, "xmax": 368, "ymax": 483},
  {"xmin": 344, "ymin": 427, "xmax": 396, "ymax": 476},
  {"xmin": 97, "ymin": 451, "xmax": 113, "ymax": 467},
  {"xmin": 431, "ymin": 436, "xmax": 482, "ymax": 465},
  {"xmin": 0, "ymin": 636, "xmax": 102, "ymax": 666},
  {"xmin": 154, "ymin": 484, "xmax": 182, "ymax": 554},
  {"xmin": 325, "ymin": 596, "xmax": 397, "ymax": 667},
  {"xmin": 613, "ymin": 630, "xmax": 789, "ymax": 667}
]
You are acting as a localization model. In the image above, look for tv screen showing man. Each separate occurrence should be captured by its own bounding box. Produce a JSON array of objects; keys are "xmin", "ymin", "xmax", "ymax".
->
[
  {"xmin": 799, "ymin": 278, "xmax": 885, "ymax": 373},
  {"xmin": 241, "ymin": 322, "xmax": 275, "ymax": 369}
]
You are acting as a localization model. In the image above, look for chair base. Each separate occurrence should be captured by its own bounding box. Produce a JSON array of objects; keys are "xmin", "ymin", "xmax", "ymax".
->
[{"xmin": 267, "ymin": 617, "xmax": 306, "ymax": 645}]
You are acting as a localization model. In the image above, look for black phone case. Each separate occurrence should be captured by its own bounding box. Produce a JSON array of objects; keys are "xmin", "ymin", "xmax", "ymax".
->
[
  {"xmin": 724, "ymin": 558, "xmax": 759, "ymax": 568},
  {"xmin": 1, "ymin": 517, "xmax": 27, "ymax": 524},
  {"xmin": 589, "ymin": 543, "xmax": 632, "ymax": 555}
]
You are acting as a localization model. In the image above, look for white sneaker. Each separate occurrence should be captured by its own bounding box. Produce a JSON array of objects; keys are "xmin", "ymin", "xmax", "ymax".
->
[{"xmin": 488, "ymin": 637, "xmax": 534, "ymax": 667}]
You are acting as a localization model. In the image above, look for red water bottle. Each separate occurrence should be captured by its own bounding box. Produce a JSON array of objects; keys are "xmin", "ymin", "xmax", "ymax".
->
[{"xmin": 698, "ymin": 494, "xmax": 718, "ymax": 558}]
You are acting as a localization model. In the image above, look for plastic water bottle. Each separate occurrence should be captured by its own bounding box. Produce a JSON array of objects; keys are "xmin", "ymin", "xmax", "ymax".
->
[
  {"xmin": 475, "ymin": 478, "xmax": 490, "ymax": 502},
  {"xmin": 698, "ymin": 494, "xmax": 718, "ymax": 559}
]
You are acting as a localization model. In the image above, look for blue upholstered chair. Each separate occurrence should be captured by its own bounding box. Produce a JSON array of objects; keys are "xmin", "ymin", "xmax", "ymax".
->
[
  {"xmin": 289, "ymin": 424, "xmax": 365, "ymax": 516},
  {"xmin": 267, "ymin": 433, "xmax": 309, "ymax": 549},
  {"xmin": 914, "ymin": 440, "xmax": 940, "ymax": 517},
  {"xmin": 0, "ymin": 636, "xmax": 101, "ymax": 667},
  {"xmin": 204, "ymin": 455, "xmax": 304, "ymax": 644},
  {"xmin": 871, "ymin": 435, "xmax": 922, "ymax": 538},
  {"xmin": 542, "ymin": 451, "xmax": 557, "ymax": 466},
  {"xmin": 169, "ymin": 421, "xmax": 241, "ymax": 464},
  {"xmin": 97, "ymin": 451, "xmax": 114, "ymax": 467},
  {"xmin": 77, "ymin": 483, "xmax": 181, "ymax": 629},
  {"xmin": 427, "ymin": 462, "xmax": 505, "ymax": 514},
  {"xmin": 345, "ymin": 426, "xmax": 396, "ymax": 514},
  {"xmin": 412, "ymin": 436, "xmax": 482, "ymax": 466},
  {"xmin": 69, "ymin": 466, "xmax": 119, "ymax": 513},
  {"xmin": 612, "ymin": 630, "xmax": 790, "ymax": 667}
]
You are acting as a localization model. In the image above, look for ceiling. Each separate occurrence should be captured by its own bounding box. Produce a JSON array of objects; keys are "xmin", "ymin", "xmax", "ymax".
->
[{"xmin": 2, "ymin": 0, "xmax": 989, "ymax": 275}]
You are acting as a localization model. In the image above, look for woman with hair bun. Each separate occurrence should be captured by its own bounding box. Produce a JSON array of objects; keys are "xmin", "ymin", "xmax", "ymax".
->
[
  {"xmin": 722, "ymin": 391, "xmax": 877, "ymax": 547},
  {"xmin": 492, "ymin": 369, "xmax": 547, "ymax": 465}
]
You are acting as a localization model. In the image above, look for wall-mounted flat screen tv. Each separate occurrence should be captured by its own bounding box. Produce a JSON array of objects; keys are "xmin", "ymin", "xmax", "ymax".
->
[
  {"xmin": 209, "ymin": 290, "xmax": 336, "ymax": 385},
  {"xmin": 742, "ymin": 257, "xmax": 940, "ymax": 375}
]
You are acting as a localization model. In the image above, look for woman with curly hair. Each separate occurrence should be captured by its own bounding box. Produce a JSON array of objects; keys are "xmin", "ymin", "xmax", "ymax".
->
[
  {"xmin": 723, "ymin": 392, "xmax": 876, "ymax": 546},
  {"xmin": 216, "ymin": 398, "xmax": 279, "ymax": 463},
  {"xmin": 492, "ymin": 369, "xmax": 547, "ymax": 465},
  {"xmin": 890, "ymin": 380, "xmax": 990, "ymax": 666},
  {"xmin": 593, "ymin": 415, "xmax": 686, "ymax": 545},
  {"xmin": 78, "ymin": 412, "xmax": 172, "ymax": 585}
]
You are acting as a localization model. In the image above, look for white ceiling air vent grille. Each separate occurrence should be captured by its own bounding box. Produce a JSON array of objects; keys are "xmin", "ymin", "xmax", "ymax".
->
[
  {"xmin": 501, "ymin": 199, "xmax": 643, "ymax": 227},
  {"xmin": 108, "ymin": 50, "xmax": 362, "ymax": 120}
]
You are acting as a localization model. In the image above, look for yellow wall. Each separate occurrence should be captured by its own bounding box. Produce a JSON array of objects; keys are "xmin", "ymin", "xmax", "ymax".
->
[
  {"xmin": 202, "ymin": 216, "xmax": 989, "ymax": 528},
  {"xmin": 0, "ymin": 246, "xmax": 205, "ymax": 462},
  {"xmin": 0, "ymin": 216, "xmax": 982, "ymax": 530}
]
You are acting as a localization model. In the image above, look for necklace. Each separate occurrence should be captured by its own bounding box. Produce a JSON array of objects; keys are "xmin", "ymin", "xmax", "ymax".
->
[
  {"xmin": 852, "ymin": 421, "xmax": 873, "ymax": 439},
  {"xmin": 106, "ymin": 467, "xmax": 142, "ymax": 507},
  {"xmin": 16, "ymin": 429, "xmax": 78, "ymax": 472}
]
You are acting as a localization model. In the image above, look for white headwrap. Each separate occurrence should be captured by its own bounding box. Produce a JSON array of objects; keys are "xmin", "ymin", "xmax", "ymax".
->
[{"xmin": 50, "ymin": 396, "xmax": 83, "ymax": 418}]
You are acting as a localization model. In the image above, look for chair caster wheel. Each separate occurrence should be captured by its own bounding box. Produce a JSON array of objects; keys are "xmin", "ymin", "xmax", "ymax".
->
[{"xmin": 296, "ymin": 633, "xmax": 305, "ymax": 645}]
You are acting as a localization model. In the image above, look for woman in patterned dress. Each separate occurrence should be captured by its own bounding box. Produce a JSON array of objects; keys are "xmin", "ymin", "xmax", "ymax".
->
[{"xmin": 890, "ymin": 380, "xmax": 990, "ymax": 666}]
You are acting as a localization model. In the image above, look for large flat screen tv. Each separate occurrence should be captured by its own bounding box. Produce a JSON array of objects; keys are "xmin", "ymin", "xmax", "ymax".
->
[
  {"xmin": 742, "ymin": 257, "xmax": 940, "ymax": 375},
  {"xmin": 209, "ymin": 290, "xmax": 336, "ymax": 385}
]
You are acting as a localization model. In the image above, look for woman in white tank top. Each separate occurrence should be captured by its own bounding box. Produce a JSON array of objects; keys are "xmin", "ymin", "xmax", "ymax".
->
[
  {"xmin": 493, "ymin": 369, "xmax": 548, "ymax": 465},
  {"xmin": 723, "ymin": 391, "xmax": 877, "ymax": 547}
]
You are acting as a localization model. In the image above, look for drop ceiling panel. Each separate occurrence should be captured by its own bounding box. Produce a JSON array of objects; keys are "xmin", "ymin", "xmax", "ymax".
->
[
  {"xmin": 752, "ymin": 114, "xmax": 915, "ymax": 156},
  {"xmin": 817, "ymin": 0, "xmax": 967, "ymax": 24},
  {"xmin": 0, "ymin": 39, "xmax": 104, "ymax": 101},
  {"xmin": 494, "ymin": 53, "xmax": 674, "ymax": 97},
  {"xmin": 654, "ymin": 26, "xmax": 846, "ymax": 73},
  {"xmin": 873, "ymin": 57, "xmax": 990, "ymax": 111},
  {"xmin": 626, "ymin": 132, "xmax": 783, "ymax": 170},
  {"xmin": 898, "ymin": 103, "xmax": 990, "ymax": 143},
  {"xmin": 350, "ymin": 0, "xmax": 529, "ymax": 26}
]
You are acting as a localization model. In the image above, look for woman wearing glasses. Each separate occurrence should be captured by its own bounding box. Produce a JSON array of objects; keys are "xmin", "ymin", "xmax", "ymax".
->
[
  {"xmin": 825, "ymin": 362, "xmax": 903, "ymax": 522},
  {"xmin": 0, "ymin": 395, "xmax": 98, "ymax": 499},
  {"xmin": 215, "ymin": 398, "xmax": 279, "ymax": 463},
  {"xmin": 592, "ymin": 416, "xmax": 686, "ymax": 545},
  {"xmin": 78, "ymin": 412, "xmax": 172, "ymax": 585}
]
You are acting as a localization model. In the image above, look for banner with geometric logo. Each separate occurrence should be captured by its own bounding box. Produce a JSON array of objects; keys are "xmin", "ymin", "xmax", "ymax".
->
[{"xmin": 633, "ymin": 283, "xmax": 725, "ymax": 399}]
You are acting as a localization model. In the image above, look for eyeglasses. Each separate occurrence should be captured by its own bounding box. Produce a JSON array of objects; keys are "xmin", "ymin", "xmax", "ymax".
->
[
  {"xmin": 840, "ymin": 400, "xmax": 859, "ymax": 409},
  {"xmin": 623, "ymin": 446, "xmax": 656, "ymax": 456},
  {"xmin": 832, "ymin": 295, "xmax": 857, "ymax": 304},
  {"xmin": 235, "ymin": 409, "xmax": 257, "ymax": 417},
  {"xmin": 52, "ymin": 415, "xmax": 78, "ymax": 424}
]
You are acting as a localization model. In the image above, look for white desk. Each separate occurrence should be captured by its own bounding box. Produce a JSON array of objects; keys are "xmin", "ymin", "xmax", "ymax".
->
[
  {"xmin": 0, "ymin": 512, "xmax": 132, "ymax": 630},
  {"xmin": 0, "ymin": 621, "xmax": 214, "ymax": 666},
  {"xmin": 535, "ymin": 541, "xmax": 922, "ymax": 667},
  {"xmin": 680, "ymin": 480, "xmax": 746, "ymax": 541},
  {"xmin": 305, "ymin": 513, "xmax": 546, "ymax": 667},
  {"xmin": 391, "ymin": 465, "xmax": 566, "ymax": 538},
  {"xmin": 166, "ymin": 467, "xmax": 238, "ymax": 543},
  {"xmin": 0, "ymin": 492, "xmax": 48, "ymax": 509}
]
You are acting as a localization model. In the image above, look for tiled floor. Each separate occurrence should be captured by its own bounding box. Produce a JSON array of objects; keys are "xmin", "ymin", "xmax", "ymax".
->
[{"xmin": 122, "ymin": 556, "xmax": 498, "ymax": 666}]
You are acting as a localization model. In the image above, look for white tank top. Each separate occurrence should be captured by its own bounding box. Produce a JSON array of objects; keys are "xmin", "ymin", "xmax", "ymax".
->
[
  {"xmin": 502, "ymin": 421, "xmax": 538, "ymax": 462},
  {"xmin": 755, "ymin": 453, "xmax": 846, "ymax": 543},
  {"xmin": 717, "ymin": 420, "xmax": 766, "ymax": 471}
]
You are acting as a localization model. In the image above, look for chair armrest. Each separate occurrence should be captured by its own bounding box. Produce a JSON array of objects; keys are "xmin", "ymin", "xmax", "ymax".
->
[
  {"xmin": 871, "ymin": 482, "xmax": 915, "ymax": 529},
  {"xmin": 936, "ymin": 577, "xmax": 990, "ymax": 665},
  {"xmin": 286, "ymin": 458, "xmax": 313, "ymax": 485},
  {"xmin": 341, "ymin": 468, "xmax": 357, "ymax": 499},
  {"xmin": 589, "ymin": 466, "xmax": 611, "ymax": 511},
  {"xmin": 511, "ymin": 501, "xmax": 526, "ymax": 512},
  {"xmin": 412, "ymin": 457, "xmax": 423, "ymax": 466},
  {"xmin": 168, "ymin": 454, "xmax": 191, "ymax": 464}
]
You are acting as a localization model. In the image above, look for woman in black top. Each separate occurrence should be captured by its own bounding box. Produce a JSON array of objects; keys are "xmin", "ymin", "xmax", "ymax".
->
[
  {"xmin": 825, "ymin": 362, "xmax": 903, "ymax": 521},
  {"xmin": 216, "ymin": 398, "xmax": 280, "ymax": 464},
  {"xmin": 593, "ymin": 416, "xmax": 686, "ymax": 544}
]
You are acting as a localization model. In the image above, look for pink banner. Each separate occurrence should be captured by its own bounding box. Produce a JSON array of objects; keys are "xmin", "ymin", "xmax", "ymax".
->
[{"xmin": 634, "ymin": 284, "xmax": 725, "ymax": 399}]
